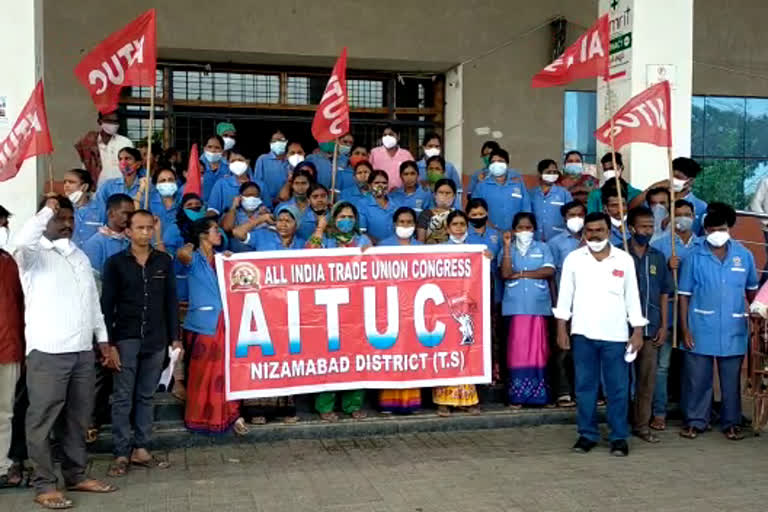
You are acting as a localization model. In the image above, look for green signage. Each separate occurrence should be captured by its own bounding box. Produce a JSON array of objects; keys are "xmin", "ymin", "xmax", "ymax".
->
[{"xmin": 610, "ymin": 33, "xmax": 632, "ymax": 54}]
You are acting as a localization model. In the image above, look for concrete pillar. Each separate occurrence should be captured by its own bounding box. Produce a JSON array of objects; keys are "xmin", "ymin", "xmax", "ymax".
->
[
  {"xmin": 597, "ymin": 0, "xmax": 693, "ymax": 190},
  {"xmin": 0, "ymin": 0, "xmax": 44, "ymax": 227},
  {"xmin": 444, "ymin": 65, "xmax": 463, "ymax": 178}
]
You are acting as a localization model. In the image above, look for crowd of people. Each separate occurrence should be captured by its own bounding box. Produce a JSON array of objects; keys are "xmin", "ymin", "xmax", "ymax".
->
[{"xmin": 0, "ymin": 112, "xmax": 759, "ymax": 508}]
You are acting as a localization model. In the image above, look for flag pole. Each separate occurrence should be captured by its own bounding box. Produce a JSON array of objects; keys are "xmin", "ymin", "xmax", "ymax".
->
[
  {"xmin": 606, "ymin": 79, "xmax": 629, "ymax": 252},
  {"xmin": 329, "ymin": 138, "xmax": 340, "ymax": 205},
  {"xmin": 668, "ymin": 146, "xmax": 679, "ymax": 348},
  {"xmin": 47, "ymin": 155, "xmax": 54, "ymax": 194},
  {"xmin": 144, "ymin": 85, "xmax": 155, "ymax": 209}
]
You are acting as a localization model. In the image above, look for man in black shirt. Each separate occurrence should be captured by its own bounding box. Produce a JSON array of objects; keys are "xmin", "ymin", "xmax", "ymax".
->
[{"xmin": 101, "ymin": 209, "xmax": 180, "ymax": 476}]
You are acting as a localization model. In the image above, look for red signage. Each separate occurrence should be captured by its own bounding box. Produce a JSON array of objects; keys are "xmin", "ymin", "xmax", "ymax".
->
[
  {"xmin": 217, "ymin": 245, "xmax": 491, "ymax": 399},
  {"xmin": 74, "ymin": 9, "xmax": 157, "ymax": 114},
  {"xmin": 0, "ymin": 81, "xmax": 53, "ymax": 182},
  {"xmin": 531, "ymin": 14, "xmax": 610, "ymax": 88},
  {"xmin": 595, "ymin": 81, "xmax": 672, "ymax": 149},
  {"xmin": 311, "ymin": 47, "xmax": 350, "ymax": 143}
]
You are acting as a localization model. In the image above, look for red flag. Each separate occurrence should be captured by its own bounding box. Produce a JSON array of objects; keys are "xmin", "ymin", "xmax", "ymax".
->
[
  {"xmin": 595, "ymin": 81, "xmax": 672, "ymax": 149},
  {"xmin": 74, "ymin": 9, "xmax": 157, "ymax": 114},
  {"xmin": 0, "ymin": 81, "xmax": 53, "ymax": 182},
  {"xmin": 312, "ymin": 47, "xmax": 349, "ymax": 142},
  {"xmin": 184, "ymin": 144, "xmax": 202, "ymax": 197},
  {"xmin": 531, "ymin": 14, "xmax": 610, "ymax": 88}
]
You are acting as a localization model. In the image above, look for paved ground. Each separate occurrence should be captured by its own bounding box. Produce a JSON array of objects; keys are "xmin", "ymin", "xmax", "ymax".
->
[{"xmin": 4, "ymin": 423, "xmax": 767, "ymax": 512}]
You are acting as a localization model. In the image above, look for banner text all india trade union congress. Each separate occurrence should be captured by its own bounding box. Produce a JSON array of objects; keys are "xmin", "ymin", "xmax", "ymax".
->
[{"xmin": 216, "ymin": 245, "xmax": 492, "ymax": 400}]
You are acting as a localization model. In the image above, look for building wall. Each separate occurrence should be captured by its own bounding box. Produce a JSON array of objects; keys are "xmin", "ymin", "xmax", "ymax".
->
[{"xmin": 41, "ymin": 0, "xmax": 768, "ymax": 182}]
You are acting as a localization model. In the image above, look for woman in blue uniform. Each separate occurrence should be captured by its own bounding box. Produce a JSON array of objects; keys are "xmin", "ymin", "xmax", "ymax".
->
[
  {"xmin": 94, "ymin": 147, "xmax": 145, "ymax": 216},
  {"xmin": 276, "ymin": 169, "xmax": 316, "ymax": 238},
  {"xmin": 678, "ymin": 204, "xmax": 758, "ymax": 441},
  {"xmin": 358, "ymin": 170, "xmax": 402, "ymax": 244},
  {"xmin": 377, "ymin": 206, "xmax": 423, "ymax": 247},
  {"xmin": 62, "ymin": 168, "xmax": 102, "ymax": 247},
  {"xmin": 470, "ymin": 148, "xmax": 531, "ymax": 231},
  {"xmin": 416, "ymin": 178, "xmax": 457, "ymax": 245},
  {"xmin": 339, "ymin": 160, "xmax": 372, "ymax": 205},
  {"xmin": 529, "ymin": 159, "xmax": 572, "ymax": 241},
  {"xmin": 147, "ymin": 167, "xmax": 183, "ymax": 227},
  {"xmin": 225, "ymin": 182, "xmax": 274, "ymax": 252},
  {"xmin": 299, "ymin": 183, "xmax": 330, "ymax": 241},
  {"xmin": 335, "ymin": 145, "xmax": 369, "ymax": 194},
  {"xmin": 390, "ymin": 161, "xmax": 431, "ymax": 214},
  {"xmin": 200, "ymin": 135, "xmax": 228, "ymax": 203}
]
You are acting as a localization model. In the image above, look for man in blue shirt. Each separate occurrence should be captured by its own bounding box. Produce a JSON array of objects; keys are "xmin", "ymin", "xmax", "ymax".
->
[
  {"xmin": 83, "ymin": 193, "xmax": 133, "ymax": 282},
  {"xmin": 678, "ymin": 203, "xmax": 758, "ymax": 441},
  {"xmin": 529, "ymin": 159, "xmax": 573, "ymax": 242},
  {"xmin": 471, "ymin": 148, "xmax": 531, "ymax": 232},
  {"xmin": 626, "ymin": 206, "xmax": 671, "ymax": 443},
  {"xmin": 649, "ymin": 199, "xmax": 700, "ymax": 431},
  {"xmin": 547, "ymin": 200, "xmax": 586, "ymax": 407}
]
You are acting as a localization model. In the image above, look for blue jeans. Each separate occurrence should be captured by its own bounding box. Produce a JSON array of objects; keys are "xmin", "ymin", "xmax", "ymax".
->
[
  {"xmin": 572, "ymin": 335, "xmax": 629, "ymax": 442},
  {"xmin": 652, "ymin": 337, "xmax": 673, "ymax": 418},
  {"xmin": 111, "ymin": 340, "xmax": 166, "ymax": 458},
  {"xmin": 682, "ymin": 351, "xmax": 743, "ymax": 431}
]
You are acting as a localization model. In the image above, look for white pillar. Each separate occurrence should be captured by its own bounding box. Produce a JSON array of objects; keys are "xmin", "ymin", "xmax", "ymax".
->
[
  {"xmin": 597, "ymin": 0, "xmax": 693, "ymax": 190},
  {"xmin": 444, "ymin": 65, "xmax": 463, "ymax": 178},
  {"xmin": 0, "ymin": 0, "xmax": 44, "ymax": 228}
]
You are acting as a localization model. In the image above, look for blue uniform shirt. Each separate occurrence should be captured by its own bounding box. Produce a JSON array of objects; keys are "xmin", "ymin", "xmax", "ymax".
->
[
  {"xmin": 276, "ymin": 198, "xmax": 317, "ymax": 241},
  {"xmin": 683, "ymin": 191, "xmax": 708, "ymax": 235},
  {"xmin": 82, "ymin": 230, "xmax": 130, "ymax": 278},
  {"xmin": 201, "ymin": 158, "xmax": 229, "ymax": 203},
  {"xmin": 254, "ymin": 152, "xmax": 290, "ymax": 204},
  {"xmin": 651, "ymin": 230, "xmax": 702, "ymax": 324},
  {"xmin": 249, "ymin": 230, "xmax": 305, "ymax": 251},
  {"xmin": 496, "ymin": 240, "xmax": 555, "ymax": 316},
  {"xmin": 320, "ymin": 233, "xmax": 372, "ymax": 248},
  {"xmin": 529, "ymin": 185, "xmax": 572, "ymax": 241},
  {"xmin": 94, "ymin": 171, "xmax": 145, "ymax": 222},
  {"xmin": 162, "ymin": 222, "xmax": 190, "ymax": 302},
  {"xmin": 390, "ymin": 186, "xmax": 432, "ymax": 214},
  {"xmin": 468, "ymin": 226, "xmax": 503, "ymax": 304},
  {"xmin": 470, "ymin": 171, "xmax": 531, "ymax": 231},
  {"xmin": 207, "ymin": 172, "xmax": 270, "ymax": 216},
  {"xmin": 629, "ymin": 244, "xmax": 673, "ymax": 337},
  {"xmin": 183, "ymin": 250, "xmax": 223, "ymax": 336},
  {"xmin": 417, "ymin": 159, "xmax": 462, "ymax": 189},
  {"xmin": 334, "ymin": 166, "xmax": 357, "ymax": 193},
  {"xmin": 339, "ymin": 184, "xmax": 368, "ymax": 205},
  {"xmin": 467, "ymin": 168, "xmax": 487, "ymax": 196},
  {"xmin": 377, "ymin": 236, "xmax": 423, "ymax": 247},
  {"xmin": 610, "ymin": 221, "xmax": 630, "ymax": 248},
  {"xmin": 547, "ymin": 231, "xmax": 582, "ymax": 288},
  {"xmin": 678, "ymin": 240, "xmax": 759, "ymax": 356},
  {"xmin": 306, "ymin": 152, "xmax": 348, "ymax": 189},
  {"xmin": 148, "ymin": 187, "xmax": 183, "ymax": 228},
  {"xmin": 358, "ymin": 195, "xmax": 403, "ymax": 242},
  {"xmin": 72, "ymin": 199, "xmax": 103, "ymax": 248}
]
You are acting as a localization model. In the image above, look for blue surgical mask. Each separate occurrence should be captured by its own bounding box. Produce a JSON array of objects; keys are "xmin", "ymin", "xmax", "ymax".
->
[
  {"xmin": 157, "ymin": 182, "xmax": 178, "ymax": 197},
  {"xmin": 339, "ymin": 144, "xmax": 352, "ymax": 156},
  {"xmin": 204, "ymin": 151, "xmax": 222, "ymax": 164},
  {"xmin": 184, "ymin": 208, "xmax": 206, "ymax": 221},
  {"xmin": 563, "ymin": 163, "xmax": 583, "ymax": 176},
  {"xmin": 270, "ymin": 140, "xmax": 287, "ymax": 156},
  {"xmin": 241, "ymin": 196, "xmax": 262, "ymax": 211},
  {"xmin": 336, "ymin": 218, "xmax": 355, "ymax": 233}
]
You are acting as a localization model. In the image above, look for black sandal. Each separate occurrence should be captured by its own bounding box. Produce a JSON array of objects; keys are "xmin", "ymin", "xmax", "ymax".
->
[{"xmin": 724, "ymin": 426, "xmax": 745, "ymax": 441}]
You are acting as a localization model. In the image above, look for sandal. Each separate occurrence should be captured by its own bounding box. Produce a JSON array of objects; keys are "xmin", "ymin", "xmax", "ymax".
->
[
  {"xmin": 508, "ymin": 404, "xmax": 523, "ymax": 410},
  {"xmin": 249, "ymin": 416, "xmax": 267, "ymax": 425},
  {"xmin": 85, "ymin": 427, "xmax": 99, "ymax": 444},
  {"xmin": 107, "ymin": 458, "xmax": 129, "ymax": 477},
  {"xmin": 633, "ymin": 430, "xmax": 660, "ymax": 443},
  {"xmin": 233, "ymin": 417, "xmax": 249, "ymax": 436},
  {"xmin": 557, "ymin": 396, "xmax": 576, "ymax": 408},
  {"xmin": 34, "ymin": 492, "xmax": 73, "ymax": 510},
  {"xmin": 436, "ymin": 406, "xmax": 451, "ymax": 417},
  {"xmin": 171, "ymin": 383, "xmax": 186, "ymax": 402},
  {"xmin": 130, "ymin": 456, "xmax": 171, "ymax": 470},
  {"xmin": 67, "ymin": 479, "xmax": 118, "ymax": 493},
  {"xmin": 319, "ymin": 412, "xmax": 338, "ymax": 422},
  {"xmin": 350, "ymin": 410, "xmax": 367, "ymax": 420},
  {"xmin": 679, "ymin": 426, "xmax": 701, "ymax": 439},
  {"xmin": 724, "ymin": 426, "xmax": 745, "ymax": 441},
  {"xmin": 649, "ymin": 417, "xmax": 666, "ymax": 431},
  {"xmin": 282, "ymin": 416, "xmax": 299, "ymax": 424}
]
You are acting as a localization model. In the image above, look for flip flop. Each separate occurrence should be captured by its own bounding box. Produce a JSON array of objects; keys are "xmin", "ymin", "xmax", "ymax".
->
[
  {"xmin": 319, "ymin": 412, "xmax": 338, "ymax": 422},
  {"xmin": 34, "ymin": 492, "xmax": 73, "ymax": 510},
  {"xmin": 679, "ymin": 427, "xmax": 701, "ymax": 439},
  {"xmin": 67, "ymin": 479, "xmax": 118, "ymax": 493},
  {"xmin": 85, "ymin": 428, "xmax": 99, "ymax": 444},
  {"xmin": 233, "ymin": 417, "xmax": 249, "ymax": 436},
  {"xmin": 724, "ymin": 427, "xmax": 745, "ymax": 441},
  {"xmin": 650, "ymin": 417, "xmax": 666, "ymax": 431},
  {"xmin": 130, "ymin": 457, "xmax": 170, "ymax": 469},
  {"xmin": 107, "ymin": 459, "xmax": 129, "ymax": 477},
  {"xmin": 633, "ymin": 430, "xmax": 660, "ymax": 443},
  {"xmin": 350, "ymin": 410, "xmax": 367, "ymax": 420}
]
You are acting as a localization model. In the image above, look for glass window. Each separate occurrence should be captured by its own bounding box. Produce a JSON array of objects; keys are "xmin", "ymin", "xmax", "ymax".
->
[
  {"xmin": 746, "ymin": 98, "xmax": 768, "ymax": 158},
  {"xmin": 702, "ymin": 97, "xmax": 745, "ymax": 158},
  {"xmin": 170, "ymin": 70, "xmax": 279, "ymax": 103},
  {"xmin": 691, "ymin": 96, "xmax": 705, "ymax": 156},
  {"xmin": 563, "ymin": 91, "xmax": 597, "ymax": 163},
  {"xmin": 128, "ymin": 70, "xmax": 163, "ymax": 99},
  {"xmin": 348, "ymin": 79, "xmax": 385, "ymax": 108}
]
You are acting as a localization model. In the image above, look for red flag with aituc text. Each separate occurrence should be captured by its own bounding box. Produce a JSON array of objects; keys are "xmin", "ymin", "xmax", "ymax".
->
[
  {"xmin": 531, "ymin": 14, "xmax": 610, "ymax": 88},
  {"xmin": 0, "ymin": 81, "xmax": 53, "ymax": 182},
  {"xmin": 312, "ymin": 47, "xmax": 349, "ymax": 143},
  {"xmin": 74, "ymin": 9, "xmax": 157, "ymax": 114},
  {"xmin": 594, "ymin": 81, "xmax": 672, "ymax": 149},
  {"xmin": 184, "ymin": 144, "xmax": 202, "ymax": 197}
]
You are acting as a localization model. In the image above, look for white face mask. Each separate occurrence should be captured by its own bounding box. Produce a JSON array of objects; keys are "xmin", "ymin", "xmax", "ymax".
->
[
  {"xmin": 566, "ymin": 217, "xmax": 584, "ymax": 234},
  {"xmin": 52, "ymin": 238, "xmax": 72, "ymax": 252},
  {"xmin": 382, "ymin": 135, "xmax": 398, "ymax": 149},
  {"xmin": 287, "ymin": 154, "xmax": 304, "ymax": 168},
  {"xmin": 395, "ymin": 226, "xmax": 415, "ymax": 239},
  {"xmin": 229, "ymin": 161, "xmax": 248, "ymax": 176},
  {"xmin": 586, "ymin": 239, "xmax": 609, "ymax": 252},
  {"xmin": 672, "ymin": 177, "xmax": 688, "ymax": 192},
  {"xmin": 542, "ymin": 173, "xmax": 559, "ymax": 184},
  {"xmin": 609, "ymin": 215, "xmax": 625, "ymax": 228},
  {"xmin": 515, "ymin": 230, "xmax": 534, "ymax": 253},
  {"xmin": 222, "ymin": 136, "xmax": 236, "ymax": 151},
  {"xmin": 602, "ymin": 170, "xmax": 617, "ymax": 181},
  {"xmin": 157, "ymin": 182, "xmax": 178, "ymax": 197},
  {"xmin": 488, "ymin": 162, "xmax": 507, "ymax": 177},
  {"xmin": 424, "ymin": 147, "xmax": 441, "ymax": 158},
  {"xmin": 68, "ymin": 190, "xmax": 84, "ymax": 204},
  {"xmin": 241, "ymin": 196, "xmax": 263, "ymax": 212},
  {"xmin": 706, "ymin": 230, "xmax": 730, "ymax": 248},
  {"xmin": 270, "ymin": 140, "xmax": 287, "ymax": 155},
  {"xmin": 675, "ymin": 216, "xmax": 694, "ymax": 232},
  {"xmin": 100, "ymin": 122, "xmax": 119, "ymax": 135},
  {"xmin": 0, "ymin": 226, "xmax": 8, "ymax": 249},
  {"xmin": 449, "ymin": 232, "xmax": 468, "ymax": 244}
]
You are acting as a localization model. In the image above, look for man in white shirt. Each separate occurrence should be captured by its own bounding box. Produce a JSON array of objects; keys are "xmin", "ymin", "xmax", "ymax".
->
[
  {"xmin": 75, "ymin": 110, "xmax": 134, "ymax": 187},
  {"xmin": 13, "ymin": 196, "xmax": 117, "ymax": 507},
  {"xmin": 553, "ymin": 212, "xmax": 646, "ymax": 457}
]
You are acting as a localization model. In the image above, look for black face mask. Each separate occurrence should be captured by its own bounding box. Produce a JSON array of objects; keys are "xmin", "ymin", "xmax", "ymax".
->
[
  {"xmin": 468, "ymin": 216, "xmax": 488, "ymax": 228},
  {"xmin": 311, "ymin": 207, "xmax": 326, "ymax": 216}
]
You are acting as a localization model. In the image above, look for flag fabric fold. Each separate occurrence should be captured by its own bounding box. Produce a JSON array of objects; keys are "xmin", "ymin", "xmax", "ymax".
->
[
  {"xmin": 595, "ymin": 81, "xmax": 672, "ymax": 149},
  {"xmin": 0, "ymin": 81, "xmax": 53, "ymax": 182},
  {"xmin": 312, "ymin": 47, "xmax": 350, "ymax": 143},
  {"xmin": 184, "ymin": 144, "xmax": 202, "ymax": 197}
]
